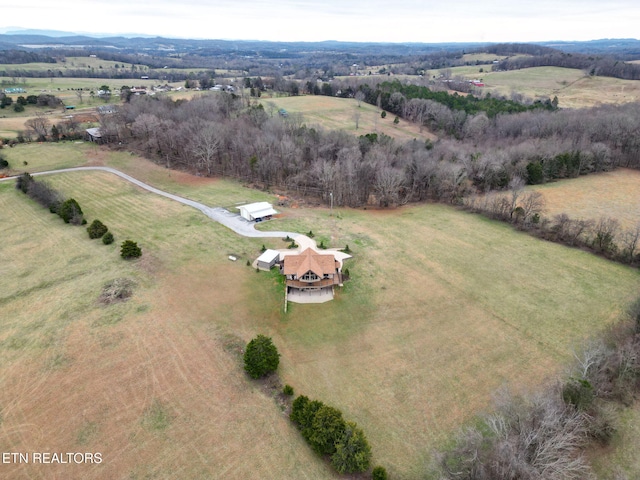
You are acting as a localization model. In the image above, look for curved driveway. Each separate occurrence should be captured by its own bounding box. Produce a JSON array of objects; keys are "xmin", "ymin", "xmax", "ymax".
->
[
  {"xmin": 0, "ymin": 167, "xmax": 353, "ymax": 261},
  {"xmin": 2, "ymin": 166, "xmax": 302, "ymax": 239}
]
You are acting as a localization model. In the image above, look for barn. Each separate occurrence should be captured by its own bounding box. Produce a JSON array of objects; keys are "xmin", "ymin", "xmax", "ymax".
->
[
  {"xmin": 257, "ymin": 249, "xmax": 280, "ymax": 270},
  {"xmin": 237, "ymin": 202, "xmax": 278, "ymax": 222}
]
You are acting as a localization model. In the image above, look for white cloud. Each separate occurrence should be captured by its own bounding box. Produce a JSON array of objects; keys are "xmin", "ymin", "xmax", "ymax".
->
[{"xmin": 1, "ymin": 0, "xmax": 639, "ymax": 42}]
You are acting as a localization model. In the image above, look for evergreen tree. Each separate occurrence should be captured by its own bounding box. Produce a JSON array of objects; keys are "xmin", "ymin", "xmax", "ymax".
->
[
  {"xmin": 331, "ymin": 422, "xmax": 372, "ymax": 474},
  {"xmin": 243, "ymin": 334, "xmax": 280, "ymax": 379},
  {"xmin": 120, "ymin": 240, "xmax": 142, "ymax": 259}
]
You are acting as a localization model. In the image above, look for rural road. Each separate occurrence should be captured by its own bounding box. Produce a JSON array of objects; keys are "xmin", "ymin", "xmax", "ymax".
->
[{"xmin": 0, "ymin": 166, "xmax": 328, "ymax": 253}]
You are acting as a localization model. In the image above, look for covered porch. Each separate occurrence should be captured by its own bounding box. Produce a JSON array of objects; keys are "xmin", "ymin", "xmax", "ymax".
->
[{"xmin": 286, "ymin": 286, "xmax": 334, "ymax": 304}]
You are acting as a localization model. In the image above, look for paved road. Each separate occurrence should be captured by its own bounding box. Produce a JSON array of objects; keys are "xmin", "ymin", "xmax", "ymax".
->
[{"xmin": 1, "ymin": 166, "xmax": 303, "ymax": 239}]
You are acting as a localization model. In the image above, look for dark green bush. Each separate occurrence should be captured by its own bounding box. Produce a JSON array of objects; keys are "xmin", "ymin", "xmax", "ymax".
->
[
  {"xmin": 309, "ymin": 405, "xmax": 346, "ymax": 455},
  {"xmin": 243, "ymin": 334, "xmax": 280, "ymax": 379},
  {"xmin": 102, "ymin": 232, "xmax": 114, "ymax": 245},
  {"xmin": 0, "ymin": 155, "xmax": 8, "ymax": 169},
  {"xmin": 283, "ymin": 384, "xmax": 294, "ymax": 396},
  {"xmin": 58, "ymin": 198, "xmax": 84, "ymax": 224},
  {"xmin": 120, "ymin": 240, "xmax": 142, "ymax": 259},
  {"xmin": 87, "ymin": 219, "xmax": 108, "ymax": 239},
  {"xmin": 330, "ymin": 421, "xmax": 372, "ymax": 474},
  {"xmin": 562, "ymin": 378, "xmax": 594, "ymax": 410},
  {"xmin": 372, "ymin": 465, "xmax": 388, "ymax": 480},
  {"xmin": 16, "ymin": 172, "xmax": 33, "ymax": 193}
]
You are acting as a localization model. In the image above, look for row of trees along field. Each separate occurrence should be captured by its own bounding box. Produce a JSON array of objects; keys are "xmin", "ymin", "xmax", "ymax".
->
[{"xmin": 96, "ymin": 87, "xmax": 640, "ymax": 209}]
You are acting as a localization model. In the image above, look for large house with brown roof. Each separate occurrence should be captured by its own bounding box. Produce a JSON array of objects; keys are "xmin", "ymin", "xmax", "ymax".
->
[{"xmin": 282, "ymin": 248, "xmax": 342, "ymax": 302}]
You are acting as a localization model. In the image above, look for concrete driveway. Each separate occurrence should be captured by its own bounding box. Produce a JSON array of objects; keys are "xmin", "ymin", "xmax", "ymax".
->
[{"xmin": 1, "ymin": 166, "xmax": 351, "ymax": 264}]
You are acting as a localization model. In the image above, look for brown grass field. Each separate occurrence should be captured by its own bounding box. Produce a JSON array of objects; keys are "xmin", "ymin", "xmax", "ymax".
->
[
  {"xmin": 259, "ymin": 95, "xmax": 437, "ymax": 142},
  {"xmin": 1, "ymin": 143, "xmax": 640, "ymax": 478},
  {"xmin": 422, "ymin": 65, "xmax": 640, "ymax": 108},
  {"xmin": 530, "ymin": 168, "xmax": 640, "ymax": 231}
]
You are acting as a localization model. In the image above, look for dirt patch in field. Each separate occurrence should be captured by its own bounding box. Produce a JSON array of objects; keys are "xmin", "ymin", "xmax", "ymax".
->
[{"xmin": 0, "ymin": 260, "xmax": 333, "ymax": 479}]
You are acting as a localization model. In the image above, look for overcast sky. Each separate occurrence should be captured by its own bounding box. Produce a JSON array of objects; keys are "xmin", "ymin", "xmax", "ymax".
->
[{"xmin": 2, "ymin": 0, "xmax": 639, "ymax": 43}]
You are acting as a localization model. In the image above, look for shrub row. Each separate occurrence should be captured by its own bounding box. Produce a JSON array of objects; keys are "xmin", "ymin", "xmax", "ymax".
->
[
  {"xmin": 16, "ymin": 172, "xmax": 141, "ymax": 257},
  {"xmin": 464, "ymin": 189, "xmax": 640, "ymax": 268},
  {"xmin": 16, "ymin": 172, "xmax": 85, "ymax": 225},
  {"xmin": 290, "ymin": 395, "xmax": 372, "ymax": 474}
]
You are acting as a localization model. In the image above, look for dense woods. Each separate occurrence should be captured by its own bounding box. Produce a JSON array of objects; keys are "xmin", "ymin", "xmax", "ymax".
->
[{"xmin": 101, "ymin": 90, "xmax": 640, "ymax": 210}]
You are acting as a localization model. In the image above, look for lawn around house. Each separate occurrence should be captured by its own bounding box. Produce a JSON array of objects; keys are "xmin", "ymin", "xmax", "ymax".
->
[{"xmin": 1, "ymin": 143, "xmax": 640, "ymax": 479}]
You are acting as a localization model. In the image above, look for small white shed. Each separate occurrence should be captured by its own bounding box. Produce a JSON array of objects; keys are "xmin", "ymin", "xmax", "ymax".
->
[
  {"xmin": 237, "ymin": 202, "xmax": 278, "ymax": 221},
  {"xmin": 257, "ymin": 249, "xmax": 280, "ymax": 270}
]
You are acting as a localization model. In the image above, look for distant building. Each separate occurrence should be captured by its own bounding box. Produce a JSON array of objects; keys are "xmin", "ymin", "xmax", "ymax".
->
[
  {"xmin": 85, "ymin": 127, "xmax": 102, "ymax": 143},
  {"xmin": 97, "ymin": 105, "xmax": 117, "ymax": 114}
]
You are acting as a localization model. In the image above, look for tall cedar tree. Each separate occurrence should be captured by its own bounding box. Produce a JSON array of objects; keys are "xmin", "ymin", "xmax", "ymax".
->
[{"xmin": 243, "ymin": 334, "xmax": 280, "ymax": 379}]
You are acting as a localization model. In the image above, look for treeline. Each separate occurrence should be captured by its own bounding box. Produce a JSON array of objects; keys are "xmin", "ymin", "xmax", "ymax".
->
[
  {"xmin": 494, "ymin": 52, "xmax": 640, "ymax": 80},
  {"xmin": 94, "ymin": 93, "xmax": 640, "ymax": 209},
  {"xmin": 464, "ymin": 187, "xmax": 640, "ymax": 267},
  {"xmin": 363, "ymin": 80, "xmax": 557, "ymax": 118},
  {"xmin": 0, "ymin": 49, "xmax": 56, "ymax": 64},
  {"xmin": 0, "ymin": 67, "xmax": 191, "ymax": 82},
  {"xmin": 16, "ymin": 173, "xmax": 85, "ymax": 224},
  {"xmin": 480, "ymin": 43, "xmax": 559, "ymax": 57},
  {"xmin": 437, "ymin": 301, "xmax": 640, "ymax": 479},
  {"xmin": 307, "ymin": 79, "xmax": 557, "ymax": 119}
]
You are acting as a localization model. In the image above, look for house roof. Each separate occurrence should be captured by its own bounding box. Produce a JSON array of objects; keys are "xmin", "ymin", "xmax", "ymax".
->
[
  {"xmin": 283, "ymin": 248, "xmax": 337, "ymax": 278},
  {"xmin": 86, "ymin": 127, "xmax": 102, "ymax": 138},
  {"xmin": 238, "ymin": 201, "xmax": 278, "ymax": 218},
  {"xmin": 257, "ymin": 249, "xmax": 280, "ymax": 263}
]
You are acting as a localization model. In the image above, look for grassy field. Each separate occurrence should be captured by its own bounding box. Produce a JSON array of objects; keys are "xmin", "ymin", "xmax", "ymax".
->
[
  {"xmin": 259, "ymin": 95, "xmax": 437, "ymax": 142},
  {"xmin": 425, "ymin": 65, "xmax": 640, "ymax": 108},
  {"xmin": 530, "ymin": 168, "xmax": 640, "ymax": 231},
  {"xmin": 589, "ymin": 403, "xmax": 640, "ymax": 479},
  {"xmin": 1, "ymin": 143, "xmax": 640, "ymax": 479}
]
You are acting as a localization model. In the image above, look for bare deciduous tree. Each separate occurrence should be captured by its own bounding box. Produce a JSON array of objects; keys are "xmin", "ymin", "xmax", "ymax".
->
[
  {"xmin": 191, "ymin": 123, "xmax": 220, "ymax": 176},
  {"xmin": 24, "ymin": 113, "xmax": 50, "ymax": 140},
  {"xmin": 620, "ymin": 222, "xmax": 640, "ymax": 264}
]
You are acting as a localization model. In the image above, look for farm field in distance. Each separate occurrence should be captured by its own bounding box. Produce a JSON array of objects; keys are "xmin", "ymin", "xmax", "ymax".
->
[
  {"xmin": 426, "ymin": 65, "xmax": 640, "ymax": 108},
  {"xmin": 259, "ymin": 95, "xmax": 437, "ymax": 142},
  {"xmin": 530, "ymin": 168, "xmax": 640, "ymax": 231},
  {"xmin": 2, "ymin": 143, "xmax": 640, "ymax": 478}
]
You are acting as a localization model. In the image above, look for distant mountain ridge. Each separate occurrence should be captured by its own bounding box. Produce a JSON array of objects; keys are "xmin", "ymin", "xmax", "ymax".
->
[{"xmin": 0, "ymin": 30, "xmax": 639, "ymax": 59}]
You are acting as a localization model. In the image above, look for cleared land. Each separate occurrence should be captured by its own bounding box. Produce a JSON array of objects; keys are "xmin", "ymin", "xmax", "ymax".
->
[
  {"xmin": 426, "ymin": 65, "xmax": 640, "ymax": 108},
  {"xmin": 1, "ymin": 143, "xmax": 639, "ymax": 479},
  {"xmin": 530, "ymin": 168, "xmax": 640, "ymax": 231},
  {"xmin": 259, "ymin": 95, "xmax": 437, "ymax": 142}
]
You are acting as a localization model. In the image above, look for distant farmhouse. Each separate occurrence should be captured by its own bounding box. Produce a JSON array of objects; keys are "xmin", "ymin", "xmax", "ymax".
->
[
  {"xmin": 237, "ymin": 202, "xmax": 278, "ymax": 222},
  {"xmin": 97, "ymin": 105, "xmax": 117, "ymax": 114}
]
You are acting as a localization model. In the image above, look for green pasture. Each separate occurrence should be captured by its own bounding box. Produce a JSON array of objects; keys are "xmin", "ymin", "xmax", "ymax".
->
[{"xmin": 2, "ymin": 143, "xmax": 640, "ymax": 478}]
